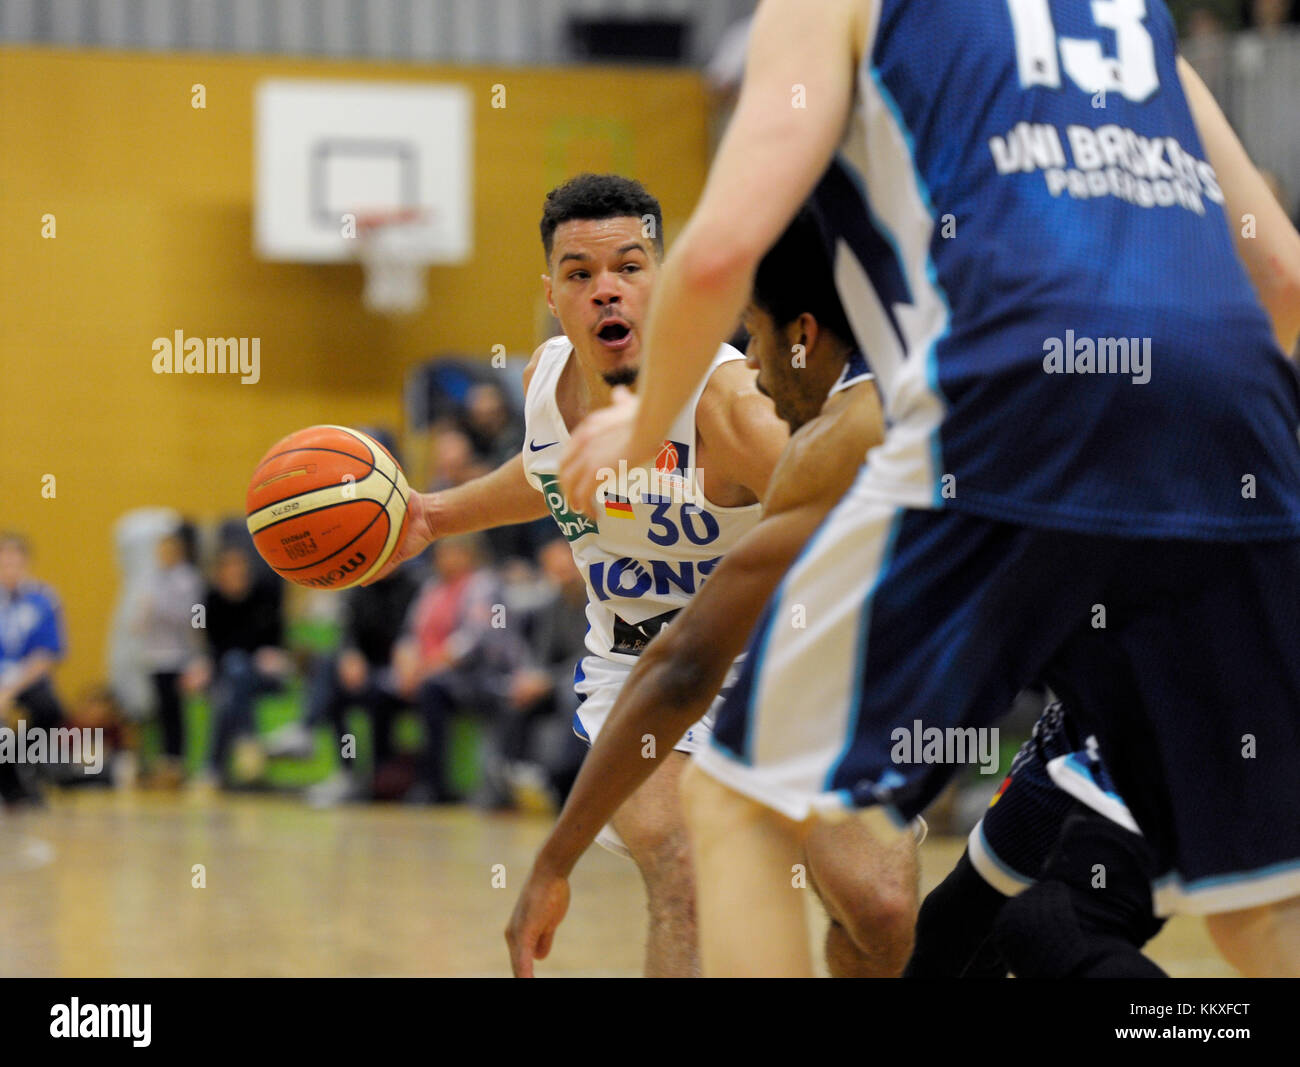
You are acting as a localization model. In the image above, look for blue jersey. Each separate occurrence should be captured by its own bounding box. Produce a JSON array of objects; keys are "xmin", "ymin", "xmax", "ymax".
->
[
  {"xmin": 813, "ymin": 0, "xmax": 1300, "ymax": 539},
  {"xmin": 0, "ymin": 582, "xmax": 66, "ymax": 681}
]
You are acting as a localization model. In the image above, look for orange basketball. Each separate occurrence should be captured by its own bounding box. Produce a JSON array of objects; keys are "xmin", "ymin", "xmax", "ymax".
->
[{"xmin": 245, "ymin": 425, "xmax": 410, "ymax": 590}]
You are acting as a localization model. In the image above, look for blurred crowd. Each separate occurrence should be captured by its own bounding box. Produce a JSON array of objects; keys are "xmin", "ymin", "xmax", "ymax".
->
[
  {"xmin": 1, "ymin": 380, "xmax": 588, "ymax": 814},
  {"xmin": 7, "ymin": 3, "xmax": 1299, "ymax": 815},
  {"xmin": 1178, "ymin": 0, "xmax": 1300, "ymax": 228}
]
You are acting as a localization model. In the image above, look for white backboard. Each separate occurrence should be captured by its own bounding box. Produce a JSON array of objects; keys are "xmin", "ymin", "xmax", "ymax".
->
[{"xmin": 254, "ymin": 79, "xmax": 473, "ymax": 263}]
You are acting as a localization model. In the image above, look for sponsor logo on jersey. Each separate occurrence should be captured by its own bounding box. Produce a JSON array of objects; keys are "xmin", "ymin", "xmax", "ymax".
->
[
  {"xmin": 655, "ymin": 439, "xmax": 691, "ymax": 484},
  {"xmin": 987, "ymin": 121, "xmax": 1223, "ymax": 216},
  {"xmin": 537, "ymin": 473, "xmax": 598, "ymax": 542},
  {"xmin": 611, "ymin": 608, "xmax": 681, "ymax": 657},
  {"xmin": 587, "ymin": 554, "xmax": 723, "ymax": 602}
]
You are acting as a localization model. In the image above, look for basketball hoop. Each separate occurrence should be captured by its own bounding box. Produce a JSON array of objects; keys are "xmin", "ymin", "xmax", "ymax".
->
[{"xmin": 354, "ymin": 209, "xmax": 434, "ymax": 315}]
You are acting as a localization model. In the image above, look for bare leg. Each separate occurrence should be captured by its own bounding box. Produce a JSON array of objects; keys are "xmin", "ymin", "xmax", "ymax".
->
[
  {"xmin": 610, "ymin": 751, "xmax": 699, "ymax": 977},
  {"xmin": 680, "ymin": 761, "xmax": 812, "ymax": 977},
  {"xmin": 1206, "ymin": 896, "xmax": 1300, "ymax": 977},
  {"xmin": 805, "ymin": 814, "xmax": 919, "ymax": 977}
]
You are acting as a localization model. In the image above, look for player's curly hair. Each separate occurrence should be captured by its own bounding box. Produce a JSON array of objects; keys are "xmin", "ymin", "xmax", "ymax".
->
[
  {"xmin": 753, "ymin": 205, "xmax": 855, "ymax": 345},
  {"xmin": 540, "ymin": 173, "xmax": 664, "ymax": 262}
]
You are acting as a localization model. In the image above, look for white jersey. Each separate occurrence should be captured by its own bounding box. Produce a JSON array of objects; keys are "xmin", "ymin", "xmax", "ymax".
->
[{"xmin": 522, "ymin": 334, "xmax": 763, "ymax": 665}]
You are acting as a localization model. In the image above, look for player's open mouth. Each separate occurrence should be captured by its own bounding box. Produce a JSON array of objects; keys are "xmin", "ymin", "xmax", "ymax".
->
[{"xmin": 596, "ymin": 320, "xmax": 633, "ymax": 350}]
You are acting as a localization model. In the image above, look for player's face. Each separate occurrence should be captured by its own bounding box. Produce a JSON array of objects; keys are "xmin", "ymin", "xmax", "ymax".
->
[
  {"xmin": 740, "ymin": 302, "xmax": 823, "ymax": 431},
  {"xmin": 544, "ymin": 217, "xmax": 658, "ymax": 387}
]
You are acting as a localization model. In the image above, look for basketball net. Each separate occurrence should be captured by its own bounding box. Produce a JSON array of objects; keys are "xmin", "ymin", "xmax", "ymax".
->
[{"xmin": 354, "ymin": 209, "xmax": 433, "ymax": 315}]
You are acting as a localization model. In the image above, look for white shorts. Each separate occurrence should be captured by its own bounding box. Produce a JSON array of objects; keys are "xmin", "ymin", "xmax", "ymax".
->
[{"xmin": 572, "ymin": 653, "xmax": 737, "ymax": 858}]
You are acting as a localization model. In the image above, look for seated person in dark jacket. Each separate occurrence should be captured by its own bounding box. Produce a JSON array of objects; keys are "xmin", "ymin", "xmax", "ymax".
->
[
  {"xmin": 185, "ymin": 545, "xmax": 288, "ymax": 788},
  {"xmin": 266, "ymin": 562, "xmax": 422, "ymax": 807},
  {"xmin": 503, "ymin": 536, "xmax": 591, "ymax": 806}
]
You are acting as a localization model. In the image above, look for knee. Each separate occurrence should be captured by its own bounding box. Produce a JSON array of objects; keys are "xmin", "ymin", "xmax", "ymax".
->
[
  {"xmin": 618, "ymin": 812, "xmax": 694, "ymax": 899},
  {"xmin": 835, "ymin": 882, "xmax": 917, "ymax": 963},
  {"xmin": 821, "ymin": 886, "xmax": 915, "ymax": 978},
  {"xmin": 613, "ymin": 795, "xmax": 696, "ymax": 904},
  {"xmin": 806, "ymin": 824, "xmax": 919, "ymax": 964}
]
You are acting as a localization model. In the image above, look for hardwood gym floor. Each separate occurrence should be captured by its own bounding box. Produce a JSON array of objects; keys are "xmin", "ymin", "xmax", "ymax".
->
[{"xmin": 0, "ymin": 789, "xmax": 1233, "ymax": 977}]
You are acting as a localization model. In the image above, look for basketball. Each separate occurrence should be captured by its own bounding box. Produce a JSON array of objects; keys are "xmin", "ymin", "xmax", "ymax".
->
[{"xmin": 245, "ymin": 425, "xmax": 410, "ymax": 590}]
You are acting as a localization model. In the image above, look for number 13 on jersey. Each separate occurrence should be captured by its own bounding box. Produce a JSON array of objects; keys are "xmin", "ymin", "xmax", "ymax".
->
[{"xmin": 1007, "ymin": 0, "xmax": 1159, "ymax": 103}]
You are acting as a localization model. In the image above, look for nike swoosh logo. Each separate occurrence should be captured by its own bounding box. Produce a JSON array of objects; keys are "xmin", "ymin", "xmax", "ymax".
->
[{"xmin": 528, "ymin": 440, "xmax": 558, "ymax": 452}]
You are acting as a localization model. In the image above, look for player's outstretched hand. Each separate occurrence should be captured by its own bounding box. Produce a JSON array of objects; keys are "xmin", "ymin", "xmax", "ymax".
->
[
  {"xmin": 559, "ymin": 386, "xmax": 644, "ymax": 518},
  {"xmin": 505, "ymin": 863, "xmax": 571, "ymax": 978},
  {"xmin": 362, "ymin": 490, "xmax": 434, "ymax": 585}
]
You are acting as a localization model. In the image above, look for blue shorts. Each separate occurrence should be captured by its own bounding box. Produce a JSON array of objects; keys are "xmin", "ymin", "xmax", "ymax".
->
[
  {"xmin": 969, "ymin": 701, "xmax": 1136, "ymax": 896},
  {"xmin": 696, "ymin": 472, "xmax": 1300, "ymax": 916}
]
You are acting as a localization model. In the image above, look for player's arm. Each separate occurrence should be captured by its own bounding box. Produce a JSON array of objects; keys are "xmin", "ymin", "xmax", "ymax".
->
[
  {"xmin": 1178, "ymin": 57, "xmax": 1300, "ymax": 354},
  {"xmin": 365, "ymin": 346, "xmax": 552, "ymax": 582},
  {"xmin": 559, "ymin": 0, "xmax": 864, "ymax": 509},
  {"xmin": 421, "ymin": 452, "xmax": 549, "ymax": 535},
  {"xmin": 695, "ymin": 359, "xmax": 791, "ymax": 501},
  {"xmin": 424, "ymin": 346, "xmax": 552, "ymax": 532},
  {"xmin": 507, "ymin": 384, "xmax": 882, "ymax": 976}
]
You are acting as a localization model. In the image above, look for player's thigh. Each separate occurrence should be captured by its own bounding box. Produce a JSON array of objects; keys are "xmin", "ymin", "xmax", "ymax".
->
[
  {"xmin": 805, "ymin": 814, "xmax": 918, "ymax": 934},
  {"xmin": 681, "ymin": 762, "xmax": 814, "ymax": 976}
]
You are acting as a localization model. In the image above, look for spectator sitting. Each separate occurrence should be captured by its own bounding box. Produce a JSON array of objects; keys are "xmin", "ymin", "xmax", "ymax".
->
[
  {"xmin": 265, "ymin": 560, "xmax": 423, "ymax": 808},
  {"xmin": 1234, "ymin": 0, "xmax": 1297, "ymax": 72},
  {"xmin": 0, "ymin": 531, "xmax": 70, "ymax": 806},
  {"xmin": 134, "ymin": 521, "xmax": 203, "ymax": 788},
  {"xmin": 186, "ymin": 544, "xmax": 289, "ymax": 790},
  {"xmin": 1247, "ymin": 0, "xmax": 1294, "ymax": 33},
  {"xmin": 461, "ymin": 381, "xmax": 524, "ymax": 468},
  {"xmin": 501, "ymin": 536, "xmax": 591, "ymax": 810},
  {"xmin": 425, "ymin": 424, "xmax": 489, "ymax": 493},
  {"xmin": 53, "ymin": 685, "xmax": 133, "ymax": 788},
  {"xmin": 431, "ymin": 413, "xmax": 552, "ymax": 566},
  {"xmin": 392, "ymin": 534, "xmax": 534, "ymax": 807}
]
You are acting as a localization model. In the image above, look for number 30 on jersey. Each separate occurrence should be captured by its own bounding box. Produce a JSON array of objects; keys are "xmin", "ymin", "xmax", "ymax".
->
[{"xmin": 1007, "ymin": 0, "xmax": 1159, "ymax": 103}]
